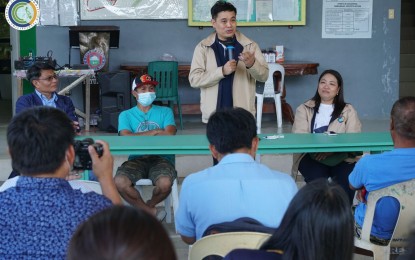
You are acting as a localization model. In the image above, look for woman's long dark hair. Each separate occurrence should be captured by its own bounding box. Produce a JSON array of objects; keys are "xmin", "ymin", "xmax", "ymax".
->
[
  {"xmin": 260, "ymin": 179, "xmax": 354, "ymax": 260},
  {"xmin": 311, "ymin": 69, "xmax": 346, "ymax": 120},
  {"xmin": 68, "ymin": 206, "xmax": 177, "ymax": 260}
]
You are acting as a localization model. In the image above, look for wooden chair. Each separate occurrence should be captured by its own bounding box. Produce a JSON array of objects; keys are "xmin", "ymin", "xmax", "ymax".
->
[
  {"xmin": 255, "ymin": 63, "xmax": 285, "ymax": 133},
  {"xmin": 135, "ymin": 178, "xmax": 179, "ymax": 227},
  {"xmin": 188, "ymin": 231, "xmax": 271, "ymax": 260},
  {"xmin": 148, "ymin": 61, "xmax": 183, "ymax": 129},
  {"xmin": 354, "ymin": 178, "xmax": 415, "ymax": 260}
]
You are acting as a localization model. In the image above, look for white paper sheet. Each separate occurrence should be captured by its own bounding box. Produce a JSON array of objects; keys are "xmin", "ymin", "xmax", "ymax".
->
[
  {"xmin": 322, "ymin": 0, "xmax": 373, "ymax": 38},
  {"xmin": 39, "ymin": 0, "xmax": 59, "ymax": 26}
]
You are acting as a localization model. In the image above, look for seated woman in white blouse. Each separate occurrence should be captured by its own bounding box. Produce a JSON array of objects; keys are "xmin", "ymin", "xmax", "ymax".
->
[{"xmin": 291, "ymin": 69, "xmax": 361, "ymax": 203}]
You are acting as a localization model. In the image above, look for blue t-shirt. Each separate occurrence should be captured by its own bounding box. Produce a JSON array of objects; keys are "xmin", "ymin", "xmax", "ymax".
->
[
  {"xmin": 349, "ymin": 148, "xmax": 415, "ymax": 239},
  {"xmin": 0, "ymin": 177, "xmax": 112, "ymax": 259},
  {"xmin": 175, "ymin": 153, "xmax": 298, "ymax": 240},
  {"xmin": 118, "ymin": 105, "xmax": 176, "ymax": 163}
]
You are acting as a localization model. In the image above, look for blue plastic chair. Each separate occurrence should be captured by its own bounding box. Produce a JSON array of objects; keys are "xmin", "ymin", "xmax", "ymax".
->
[{"xmin": 148, "ymin": 61, "xmax": 183, "ymax": 129}]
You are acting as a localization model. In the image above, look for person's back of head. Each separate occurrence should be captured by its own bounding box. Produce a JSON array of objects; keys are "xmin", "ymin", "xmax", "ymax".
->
[
  {"xmin": 26, "ymin": 62, "xmax": 56, "ymax": 87},
  {"xmin": 7, "ymin": 106, "xmax": 75, "ymax": 175},
  {"xmin": 260, "ymin": 179, "xmax": 354, "ymax": 260},
  {"xmin": 67, "ymin": 205, "xmax": 177, "ymax": 260},
  {"xmin": 391, "ymin": 96, "xmax": 415, "ymax": 141},
  {"xmin": 211, "ymin": 0, "xmax": 237, "ymax": 19},
  {"xmin": 206, "ymin": 107, "xmax": 257, "ymax": 154}
]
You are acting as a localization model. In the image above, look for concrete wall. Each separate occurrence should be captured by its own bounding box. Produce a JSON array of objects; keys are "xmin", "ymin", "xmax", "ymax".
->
[{"xmin": 35, "ymin": 0, "xmax": 401, "ymax": 120}]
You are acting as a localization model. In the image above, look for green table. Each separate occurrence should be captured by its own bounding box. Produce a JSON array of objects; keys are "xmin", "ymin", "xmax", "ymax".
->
[{"xmin": 78, "ymin": 132, "xmax": 393, "ymax": 155}]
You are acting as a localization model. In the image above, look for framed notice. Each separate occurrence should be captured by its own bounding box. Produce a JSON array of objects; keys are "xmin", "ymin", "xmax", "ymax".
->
[
  {"xmin": 189, "ymin": 0, "xmax": 306, "ymax": 26},
  {"xmin": 80, "ymin": 0, "xmax": 188, "ymax": 20},
  {"xmin": 322, "ymin": 0, "xmax": 373, "ymax": 38}
]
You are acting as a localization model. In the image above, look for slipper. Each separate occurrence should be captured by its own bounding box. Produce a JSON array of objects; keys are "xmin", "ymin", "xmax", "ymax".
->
[{"xmin": 156, "ymin": 209, "xmax": 167, "ymax": 222}]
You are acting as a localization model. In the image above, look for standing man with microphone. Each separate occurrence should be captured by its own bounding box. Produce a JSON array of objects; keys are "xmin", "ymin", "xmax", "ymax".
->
[{"xmin": 189, "ymin": 0, "xmax": 269, "ymax": 124}]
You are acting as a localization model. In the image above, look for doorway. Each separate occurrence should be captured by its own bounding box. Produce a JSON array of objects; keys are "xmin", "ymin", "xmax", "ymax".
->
[
  {"xmin": 0, "ymin": 2, "xmax": 12, "ymax": 124},
  {"xmin": 399, "ymin": 0, "xmax": 415, "ymax": 97}
]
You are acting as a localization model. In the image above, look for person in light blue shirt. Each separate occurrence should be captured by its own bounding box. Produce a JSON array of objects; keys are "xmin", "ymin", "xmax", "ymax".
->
[
  {"xmin": 349, "ymin": 96, "xmax": 415, "ymax": 245},
  {"xmin": 175, "ymin": 107, "xmax": 297, "ymax": 244},
  {"xmin": 114, "ymin": 74, "xmax": 177, "ymax": 221}
]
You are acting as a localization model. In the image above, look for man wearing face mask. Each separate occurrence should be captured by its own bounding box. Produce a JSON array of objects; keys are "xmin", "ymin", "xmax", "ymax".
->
[{"xmin": 114, "ymin": 74, "xmax": 177, "ymax": 221}]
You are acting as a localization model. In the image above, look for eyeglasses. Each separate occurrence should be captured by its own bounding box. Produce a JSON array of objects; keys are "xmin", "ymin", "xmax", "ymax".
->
[{"xmin": 37, "ymin": 74, "xmax": 58, "ymax": 82}]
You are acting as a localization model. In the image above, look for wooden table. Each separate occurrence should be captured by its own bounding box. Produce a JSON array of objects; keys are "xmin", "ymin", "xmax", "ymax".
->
[
  {"xmin": 80, "ymin": 132, "xmax": 392, "ymax": 155},
  {"xmin": 120, "ymin": 61, "xmax": 319, "ymax": 123},
  {"xmin": 14, "ymin": 69, "xmax": 94, "ymax": 131}
]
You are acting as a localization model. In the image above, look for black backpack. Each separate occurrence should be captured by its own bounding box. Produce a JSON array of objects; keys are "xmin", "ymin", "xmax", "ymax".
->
[{"xmin": 203, "ymin": 217, "xmax": 276, "ymax": 237}]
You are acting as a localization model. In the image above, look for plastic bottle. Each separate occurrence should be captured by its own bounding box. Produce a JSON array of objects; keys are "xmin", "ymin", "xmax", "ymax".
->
[
  {"xmin": 262, "ymin": 49, "xmax": 269, "ymax": 63},
  {"xmin": 268, "ymin": 48, "xmax": 276, "ymax": 63}
]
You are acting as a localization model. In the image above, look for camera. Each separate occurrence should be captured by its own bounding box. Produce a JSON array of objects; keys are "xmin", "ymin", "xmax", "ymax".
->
[{"xmin": 73, "ymin": 138, "xmax": 103, "ymax": 170}]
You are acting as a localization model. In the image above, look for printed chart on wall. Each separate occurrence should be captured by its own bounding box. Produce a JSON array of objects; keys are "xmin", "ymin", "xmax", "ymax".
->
[
  {"xmin": 80, "ymin": 0, "xmax": 188, "ymax": 20},
  {"xmin": 322, "ymin": 0, "xmax": 373, "ymax": 38},
  {"xmin": 191, "ymin": 0, "xmax": 301, "ymax": 23}
]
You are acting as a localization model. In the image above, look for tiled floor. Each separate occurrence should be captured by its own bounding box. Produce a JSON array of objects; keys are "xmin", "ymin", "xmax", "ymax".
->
[{"xmin": 0, "ymin": 99, "xmax": 389, "ymax": 259}]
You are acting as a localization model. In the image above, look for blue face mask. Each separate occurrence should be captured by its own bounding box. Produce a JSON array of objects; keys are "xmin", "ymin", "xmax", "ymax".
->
[{"xmin": 137, "ymin": 92, "xmax": 156, "ymax": 107}]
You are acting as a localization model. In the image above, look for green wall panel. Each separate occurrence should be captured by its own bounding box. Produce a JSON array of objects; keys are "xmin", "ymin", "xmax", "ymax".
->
[{"xmin": 19, "ymin": 27, "xmax": 36, "ymax": 94}]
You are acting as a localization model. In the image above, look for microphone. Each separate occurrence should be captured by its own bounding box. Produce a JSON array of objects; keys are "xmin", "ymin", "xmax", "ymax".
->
[{"xmin": 227, "ymin": 45, "xmax": 235, "ymax": 61}]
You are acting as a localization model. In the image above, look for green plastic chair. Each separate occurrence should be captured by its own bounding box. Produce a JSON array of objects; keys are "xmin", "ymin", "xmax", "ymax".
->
[{"xmin": 148, "ymin": 61, "xmax": 183, "ymax": 129}]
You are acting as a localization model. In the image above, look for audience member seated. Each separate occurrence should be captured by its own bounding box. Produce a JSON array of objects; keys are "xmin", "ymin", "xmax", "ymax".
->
[
  {"xmin": 291, "ymin": 69, "xmax": 361, "ymax": 203},
  {"xmin": 10, "ymin": 62, "xmax": 80, "ymax": 179},
  {"xmin": 0, "ymin": 176, "xmax": 102, "ymax": 193},
  {"xmin": 349, "ymin": 96, "xmax": 415, "ymax": 246},
  {"xmin": 224, "ymin": 179, "xmax": 354, "ymax": 260},
  {"xmin": 114, "ymin": 74, "xmax": 177, "ymax": 221},
  {"xmin": 0, "ymin": 107, "xmax": 121, "ymax": 259},
  {"xmin": 67, "ymin": 205, "xmax": 177, "ymax": 260},
  {"xmin": 16, "ymin": 62, "xmax": 79, "ymax": 127},
  {"xmin": 175, "ymin": 107, "xmax": 297, "ymax": 244}
]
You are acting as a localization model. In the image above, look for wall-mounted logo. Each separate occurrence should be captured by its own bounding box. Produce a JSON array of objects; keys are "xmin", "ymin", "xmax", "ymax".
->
[
  {"xmin": 83, "ymin": 49, "xmax": 106, "ymax": 71},
  {"xmin": 5, "ymin": 0, "xmax": 40, "ymax": 31}
]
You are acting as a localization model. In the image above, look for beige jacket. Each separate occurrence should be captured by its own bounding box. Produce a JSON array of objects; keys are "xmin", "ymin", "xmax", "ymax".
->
[
  {"xmin": 291, "ymin": 100, "xmax": 362, "ymax": 178},
  {"xmin": 189, "ymin": 31, "xmax": 269, "ymax": 123}
]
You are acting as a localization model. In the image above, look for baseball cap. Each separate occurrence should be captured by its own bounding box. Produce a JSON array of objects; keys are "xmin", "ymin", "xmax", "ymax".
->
[{"xmin": 132, "ymin": 74, "xmax": 158, "ymax": 91}]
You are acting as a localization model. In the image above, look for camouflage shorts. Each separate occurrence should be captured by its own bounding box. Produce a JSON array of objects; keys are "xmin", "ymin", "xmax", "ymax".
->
[{"xmin": 115, "ymin": 155, "xmax": 177, "ymax": 185}]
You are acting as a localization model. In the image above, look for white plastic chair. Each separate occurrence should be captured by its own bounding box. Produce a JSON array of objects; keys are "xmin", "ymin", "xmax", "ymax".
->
[
  {"xmin": 135, "ymin": 178, "xmax": 179, "ymax": 225},
  {"xmin": 188, "ymin": 231, "xmax": 271, "ymax": 260},
  {"xmin": 255, "ymin": 63, "xmax": 285, "ymax": 133},
  {"xmin": 354, "ymin": 178, "xmax": 415, "ymax": 260}
]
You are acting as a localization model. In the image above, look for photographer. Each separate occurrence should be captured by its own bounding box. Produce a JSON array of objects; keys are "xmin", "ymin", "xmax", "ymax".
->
[{"xmin": 0, "ymin": 106, "xmax": 121, "ymax": 259}]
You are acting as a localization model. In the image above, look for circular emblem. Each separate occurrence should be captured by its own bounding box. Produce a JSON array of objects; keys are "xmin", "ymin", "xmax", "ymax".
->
[
  {"xmin": 5, "ymin": 0, "xmax": 40, "ymax": 31},
  {"xmin": 83, "ymin": 49, "xmax": 106, "ymax": 71}
]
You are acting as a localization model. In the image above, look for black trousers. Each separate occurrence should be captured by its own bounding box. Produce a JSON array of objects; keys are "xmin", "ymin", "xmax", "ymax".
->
[{"xmin": 299, "ymin": 153, "xmax": 356, "ymax": 203}]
